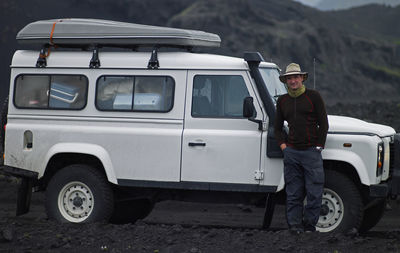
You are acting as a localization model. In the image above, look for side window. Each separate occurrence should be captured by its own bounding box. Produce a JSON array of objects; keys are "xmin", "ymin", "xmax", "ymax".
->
[
  {"xmin": 96, "ymin": 76, "xmax": 174, "ymax": 112},
  {"xmin": 97, "ymin": 76, "xmax": 134, "ymax": 110},
  {"xmin": 14, "ymin": 75, "xmax": 88, "ymax": 109},
  {"xmin": 192, "ymin": 75, "xmax": 249, "ymax": 118}
]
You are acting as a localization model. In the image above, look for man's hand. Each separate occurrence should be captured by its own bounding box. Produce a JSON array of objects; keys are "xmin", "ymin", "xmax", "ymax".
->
[{"xmin": 280, "ymin": 143, "xmax": 287, "ymax": 151}]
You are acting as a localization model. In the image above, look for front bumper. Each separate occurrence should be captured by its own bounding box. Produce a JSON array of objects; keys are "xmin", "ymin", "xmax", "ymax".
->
[
  {"xmin": 389, "ymin": 133, "xmax": 400, "ymax": 196},
  {"xmin": 0, "ymin": 165, "xmax": 38, "ymax": 216},
  {"xmin": 370, "ymin": 183, "xmax": 388, "ymax": 198}
]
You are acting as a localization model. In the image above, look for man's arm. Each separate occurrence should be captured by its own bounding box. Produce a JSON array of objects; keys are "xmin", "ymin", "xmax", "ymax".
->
[{"xmin": 314, "ymin": 92, "xmax": 329, "ymax": 148}]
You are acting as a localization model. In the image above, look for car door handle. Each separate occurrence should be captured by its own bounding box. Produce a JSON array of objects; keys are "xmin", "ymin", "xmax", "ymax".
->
[{"xmin": 188, "ymin": 142, "xmax": 206, "ymax": 147}]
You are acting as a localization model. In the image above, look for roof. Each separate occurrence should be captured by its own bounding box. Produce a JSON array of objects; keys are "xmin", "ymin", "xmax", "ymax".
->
[
  {"xmin": 16, "ymin": 18, "xmax": 221, "ymax": 48},
  {"xmin": 11, "ymin": 50, "xmax": 278, "ymax": 70}
]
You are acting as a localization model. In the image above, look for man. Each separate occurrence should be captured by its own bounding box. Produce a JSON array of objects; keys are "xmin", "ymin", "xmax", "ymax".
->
[{"xmin": 274, "ymin": 63, "xmax": 329, "ymax": 233}]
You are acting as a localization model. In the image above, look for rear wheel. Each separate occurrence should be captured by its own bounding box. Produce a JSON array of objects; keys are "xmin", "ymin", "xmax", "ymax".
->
[
  {"xmin": 317, "ymin": 170, "xmax": 363, "ymax": 233},
  {"xmin": 46, "ymin": 164, "xmax": 114, "ymax": 223}
]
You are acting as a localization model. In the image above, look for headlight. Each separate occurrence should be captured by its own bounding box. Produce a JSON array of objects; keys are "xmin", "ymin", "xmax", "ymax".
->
[{"xmin": 376, "ymin": 142, "xmax": 384, "ymax": 177}]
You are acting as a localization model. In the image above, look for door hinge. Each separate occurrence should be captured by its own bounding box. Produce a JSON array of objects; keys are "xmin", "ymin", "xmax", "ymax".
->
[
  {"xmin": 254, "ymin": 169, "xmax": 264, "ymax": 180},
  {"xmin": 261, "ymin": 121, "xmax": 267, "ymax": 131}
]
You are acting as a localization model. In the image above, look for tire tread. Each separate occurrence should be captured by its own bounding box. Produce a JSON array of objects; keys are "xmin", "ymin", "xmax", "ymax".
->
[{"xmin": 324, "ymin": 170, "xmax": 363, "ymax": 232}]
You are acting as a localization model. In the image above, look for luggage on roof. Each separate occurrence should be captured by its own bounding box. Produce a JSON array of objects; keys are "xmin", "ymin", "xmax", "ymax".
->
[{"xmin": 16, "ymin": 18, "xmax": 221, "ymax": 48}]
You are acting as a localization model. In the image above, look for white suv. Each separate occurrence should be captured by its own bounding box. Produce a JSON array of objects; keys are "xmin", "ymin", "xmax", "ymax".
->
[{"xmin": 1, "ymin": 19, "xmax": 399, "ymax": 233}]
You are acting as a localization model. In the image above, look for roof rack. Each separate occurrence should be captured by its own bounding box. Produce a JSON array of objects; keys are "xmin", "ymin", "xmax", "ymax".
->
[{"xmin": 17, "ymin": 18, "xmax": 221, "ymax": 69}]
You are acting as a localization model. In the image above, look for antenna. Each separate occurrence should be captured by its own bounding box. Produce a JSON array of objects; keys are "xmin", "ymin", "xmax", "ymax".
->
[{"xmin": 313, "ymin": 58, "xmax": 316, "ymax": 89}]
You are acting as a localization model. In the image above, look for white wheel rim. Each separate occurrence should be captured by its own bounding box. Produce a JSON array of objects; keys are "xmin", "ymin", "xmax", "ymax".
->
[
  {"xmin": 316, "ymin": 188, "xmax": 344, "ymax": 232},
  {"xmin": 58, "ymin": 181, "xmax": 94, "ymax": 223}
]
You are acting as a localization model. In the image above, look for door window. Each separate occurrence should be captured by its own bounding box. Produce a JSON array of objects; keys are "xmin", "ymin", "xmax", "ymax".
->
[{"xmin": 192, "ymin": 75, "xmax": 249, "ymax": 118}]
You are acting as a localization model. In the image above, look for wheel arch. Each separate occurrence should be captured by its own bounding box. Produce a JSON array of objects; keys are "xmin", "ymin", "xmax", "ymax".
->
[
  {"xmin": 40, "ymin": 143, "xmax": 117, "ymax": 188},
  {"xmin": 324, "ymin": 160, "xmax": 362, "ymax": 186},
  {"xmin": 323, "ymin": 159, "xmax": 371, "ymax": 202}
]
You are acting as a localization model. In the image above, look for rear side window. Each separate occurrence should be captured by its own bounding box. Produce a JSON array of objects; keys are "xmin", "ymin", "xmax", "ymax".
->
[
  {"xmin": 192, "ymin": 75, "xmax": 249, "ymax": 118},
  {"xmin": 14, "ymin": 75, "xmax": 88, "ymax": 109},
  {"xmin": 96, "ymin": 76, "xmax": 175, "ymax": 112}
]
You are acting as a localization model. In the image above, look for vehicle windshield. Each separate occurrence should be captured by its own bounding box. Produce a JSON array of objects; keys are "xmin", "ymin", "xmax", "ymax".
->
[{"xmin": 259, "ymin": 67, "xmax": 287, "ymax": 104}]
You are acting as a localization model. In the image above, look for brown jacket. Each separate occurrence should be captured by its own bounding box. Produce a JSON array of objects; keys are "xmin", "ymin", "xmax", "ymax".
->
[{"xmin": 274, "ymin": 89, "xmax": 329, "ymax": 149}]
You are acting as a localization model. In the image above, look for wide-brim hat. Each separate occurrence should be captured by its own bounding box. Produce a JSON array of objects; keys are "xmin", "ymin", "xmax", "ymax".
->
[{"xmin": 279, "ymin": 63, "xmax": 308, "ymax": 83}]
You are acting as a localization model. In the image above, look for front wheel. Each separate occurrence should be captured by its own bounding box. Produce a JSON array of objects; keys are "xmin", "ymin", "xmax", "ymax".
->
[
  {"xmin": 316, "ymin": 170, "xmax": 363, "ymax": 233},
  {"xmin": 46, "ymin": 164, "xmax": 114, "ymax": 223}
]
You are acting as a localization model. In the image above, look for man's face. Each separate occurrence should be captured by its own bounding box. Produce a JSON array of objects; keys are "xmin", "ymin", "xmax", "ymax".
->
[{"xmin": 285, "ymin": 74, "xmax": 304, "ymax": 90}]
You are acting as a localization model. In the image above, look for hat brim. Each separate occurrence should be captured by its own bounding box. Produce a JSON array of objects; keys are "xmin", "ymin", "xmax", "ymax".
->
[{"xmin": 279, "ymin": 72, "xmax": 308, "ymax": 83}]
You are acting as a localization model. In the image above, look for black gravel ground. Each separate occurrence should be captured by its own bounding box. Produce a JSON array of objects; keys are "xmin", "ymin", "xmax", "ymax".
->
[{"xmin": 1, "ymin": 176, "xmax": 400, "ymax": 253}]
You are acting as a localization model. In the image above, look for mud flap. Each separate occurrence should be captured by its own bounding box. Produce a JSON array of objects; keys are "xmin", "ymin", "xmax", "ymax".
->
[
  {"xmin": 0, "ymin": 165, "xmax": 38, "ymax": 216},
  {"xmin": 262, "ymin": 193, "xmax": 276, "ymax": 229},
  {"xmin": 16, "ymin": 177, "xmax": 34, "ymax": 216}
]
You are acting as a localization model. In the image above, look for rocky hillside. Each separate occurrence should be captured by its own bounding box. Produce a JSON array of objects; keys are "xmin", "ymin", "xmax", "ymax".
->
[
  {"xmin": 316, "ymin": 0, "xmax": 400, "ymax": 10},
  {"xmin": 327, "ymin": 100, "xmax": 400, "ymax": 132},
  {"xmin": 1, "ymin": 0, "xmax": 399, "ymax": 106}
]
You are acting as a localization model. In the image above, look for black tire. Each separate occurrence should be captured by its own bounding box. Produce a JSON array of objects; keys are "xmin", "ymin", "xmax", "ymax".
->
[
  {"xmin": 317, "ymin": 170, "xmax": 363, "ymax": 233},
  {"xmin": 359, "ymin": 199, "xmax": 386, "ymax": 233},
  {"xmin": 45, "ymin": 164, "xmax": 114, "ymax": 223},
  {"xmin": 110, "ymin": 198, "xmax": 154, "ymax": 224}
]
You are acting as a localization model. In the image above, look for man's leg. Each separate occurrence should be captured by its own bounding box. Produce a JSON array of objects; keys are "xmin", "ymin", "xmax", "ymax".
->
[
  {"xmin": 302, "ymin": 148, "xmax": 325, "ymax": 231},
  {"xmin": 283, "ymin": 148, "xmax": 305, "ymax": 229}
]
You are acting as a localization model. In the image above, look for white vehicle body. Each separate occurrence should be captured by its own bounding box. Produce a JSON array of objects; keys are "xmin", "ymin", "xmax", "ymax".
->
[{"xmin": 5, "ymin": 51, "xmax": 394, "ymax": 189}]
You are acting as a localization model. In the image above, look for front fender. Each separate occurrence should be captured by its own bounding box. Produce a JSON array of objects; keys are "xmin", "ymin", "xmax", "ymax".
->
[
  {"xmin": 42, "ymin": 143, "xmax": 117, "ymax": 184},
  {"xmin": 322, "ymin": 148, "xmax": 370, "ymax": 185}
]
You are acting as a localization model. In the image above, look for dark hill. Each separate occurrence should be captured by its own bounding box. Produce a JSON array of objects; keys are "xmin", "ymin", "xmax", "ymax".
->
[
  {"xmin": 323, "ymin": 4, "xmax": 400, "ymax": 40},
  {"xmin": 1, "ymin": 0, "xmax": 399, "ymax": 106},
  {"xmin": 316, "ymin": 0, "xmax": 400, "ymax": 11}
]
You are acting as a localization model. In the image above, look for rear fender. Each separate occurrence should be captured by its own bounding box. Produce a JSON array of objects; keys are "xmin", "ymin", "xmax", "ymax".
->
[{"xmin": 42, "ymin": 143, "xmax": 117, "ymax": 184}]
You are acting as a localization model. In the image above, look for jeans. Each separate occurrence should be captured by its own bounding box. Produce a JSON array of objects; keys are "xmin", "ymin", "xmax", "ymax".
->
[{"xmin": 283, "ymin": 147, "xmax": 324, "ymax": 229}]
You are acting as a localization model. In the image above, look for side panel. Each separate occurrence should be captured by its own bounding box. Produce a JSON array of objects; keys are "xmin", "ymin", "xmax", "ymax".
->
[{"xmin": 5, "ymin": 68, "xmax": 186, "ymax": 183}]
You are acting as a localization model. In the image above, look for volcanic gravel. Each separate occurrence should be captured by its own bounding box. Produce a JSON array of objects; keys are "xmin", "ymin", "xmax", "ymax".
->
[{"xmin": 1, "ymin": 176, "xmax": 400, "ymax": 253}]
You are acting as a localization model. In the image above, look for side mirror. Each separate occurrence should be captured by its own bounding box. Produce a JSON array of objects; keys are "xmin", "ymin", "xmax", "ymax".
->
[
  {"xmin": 243, "ymin": 97, "xmax": 264, "ymax": 131},
  {"xmin": 243, "ymin": 97, "xmax": 256, "ymax": 118}
]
